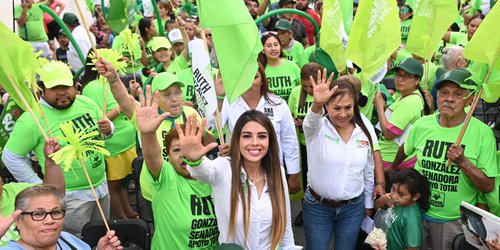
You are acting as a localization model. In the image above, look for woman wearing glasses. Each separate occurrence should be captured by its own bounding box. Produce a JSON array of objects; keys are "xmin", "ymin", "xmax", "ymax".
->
[
  {"xmin": 1, "ymin": 185, "xmax": 121, "ymax": 250},
  {"xmin": 373, "ymin": 58, "xmax": 431, "ymax": 170}
]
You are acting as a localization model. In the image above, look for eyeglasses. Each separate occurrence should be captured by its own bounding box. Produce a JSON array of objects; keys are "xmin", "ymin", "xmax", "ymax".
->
[
  {"xmin": 262, "ymin": 31, "xmax": 278, "ymax": 36},
  {"xmin": 395, "ymin": 73, "xmax": 415, "ymax": 81},
  {"xmin": 160, "ymin": 91, "xmax": 182, "ymax": 100},
  {"xmin": 21, "ymin": 210, "xmax": 66, "ymax": 221}
]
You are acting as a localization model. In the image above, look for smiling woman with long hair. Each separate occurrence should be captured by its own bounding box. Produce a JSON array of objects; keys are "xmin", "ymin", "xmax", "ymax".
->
[{"xmin": 175, "ymin": 110, "xmax": 298, "ymax": 250}]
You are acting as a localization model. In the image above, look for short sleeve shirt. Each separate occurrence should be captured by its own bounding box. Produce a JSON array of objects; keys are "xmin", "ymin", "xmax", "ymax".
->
[{"xmin": 15, "ymin": 3, "xmax": 48, "ymax": 42}]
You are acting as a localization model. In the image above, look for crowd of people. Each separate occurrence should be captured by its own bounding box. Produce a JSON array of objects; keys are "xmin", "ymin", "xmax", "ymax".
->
[{"xmin": 0, "ymin": 0, "xmax": 499, "ymax": 249}]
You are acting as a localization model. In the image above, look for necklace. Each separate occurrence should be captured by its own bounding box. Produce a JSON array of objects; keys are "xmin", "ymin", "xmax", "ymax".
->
[{"xmin": 248, "ymin": 171, "xmax": 263, "ymax": 183}]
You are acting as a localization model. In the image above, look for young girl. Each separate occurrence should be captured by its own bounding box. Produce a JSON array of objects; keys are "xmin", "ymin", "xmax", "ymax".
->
[{"xmin": 374, "ymin": 168, "xmax": 430, "ymax": 250}]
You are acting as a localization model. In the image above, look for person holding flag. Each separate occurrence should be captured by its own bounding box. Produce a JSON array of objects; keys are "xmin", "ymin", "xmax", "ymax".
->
[
  {"xmin": 374, "ymin": 58, "xmax": 431, "ymax": 170},
  {"xmin": 390, "ymin": 68, "xmax": 497, "ymax": 250},
  {"xmin": 443, "ymin": 13, "xmax": 485, "ymax": 47},
  {"xmin": 2, "ymin": 62, "xmax": 113, "ymax": 237}
]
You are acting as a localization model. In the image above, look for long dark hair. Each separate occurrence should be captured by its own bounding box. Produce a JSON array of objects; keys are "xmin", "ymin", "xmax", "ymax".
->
[
  {"xmin": 258, "ymin": 33, "xmax": 284, "ymax": 67},
  {"xmin": 299, "ymin": 62, "xmax": 322, "ymax": 109},
  {"xmin": 327, "ymin": 81, "xmax": 374, "ymax": 150},
  {"xmin": 228, "ymin": 110, "xmax": 286, "ymax": 249},
  {"xmin": 139, "ymin": 17, "xmax": 154, "ymax": 44},
  {"xmin": 390, "ymin": 168, "xmax": 430, "ymax": 212}
]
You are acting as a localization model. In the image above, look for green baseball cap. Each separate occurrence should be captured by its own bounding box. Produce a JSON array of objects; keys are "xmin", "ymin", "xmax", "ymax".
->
[
  {"xmin": 152, "ymin": 72, "xmax": 185, "ymax": 93},
  {"xmin": 151, "ymin": 37, "xmax": 172, "ymax": 52},
  {"xmin": 274, "ymin": 19, "xmax": 292, "ymax": 31},
  {"xmin": 434, "ymin": 68, "xmax": 476, "ymax": 90},
  {"xmin": 38, "ymin": 61, "xmax": 74, "ymax": 89},
  {"xmin": 391, "ymin": 58, "xmax": 423, "ymax": 78},
  {"xmin": 62, "ymin": 13, "xmax": 79, "ymax": 26}
]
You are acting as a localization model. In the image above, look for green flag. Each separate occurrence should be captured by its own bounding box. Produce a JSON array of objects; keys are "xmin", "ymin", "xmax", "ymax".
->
[
  {"xmin": 198, "ymin": 0, "xmax": 262, "ymax": 103},
  {"xmin": 405, "ymin": 0, "xmax": 459, "ymax": 60},
  {"xmin": 320, "ymin": 0, "xmax": 346, "ymax": 73},
  {"xmin": 464, "ymin": 3, "xmax": 500, "ymax": 70},
  {"xmin": 0, "ymin": 22, "xmax": 41, "ymax": 115},
  {"xmin": 339, "ymin": 0, "xmax": 354, "ymax": 34},
  {"xmin": 345, "ymin": 0, "xmax": 400, "ymax": 82},
  {"xmin": 107, "ymin": 0, "xmax": 135, "ymax": 33}
]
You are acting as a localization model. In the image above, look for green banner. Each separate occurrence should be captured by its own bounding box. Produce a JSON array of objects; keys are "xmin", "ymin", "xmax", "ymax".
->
[{"xmin": 0, "ymin": 98, "xmax": 24, "ymax": 168}]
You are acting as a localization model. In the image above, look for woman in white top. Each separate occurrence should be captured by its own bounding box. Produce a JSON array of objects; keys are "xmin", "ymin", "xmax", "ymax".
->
[
  {"xmin": 175, "ymin": 110, "xmax": 298, "ymax": 250},
  {"xmin": 220, "ymin": 64, "xmax": 301, "ymax": 194},
  {"xmin": 303, "ymin": 70, "xmax": 375, "ymax": 250}
]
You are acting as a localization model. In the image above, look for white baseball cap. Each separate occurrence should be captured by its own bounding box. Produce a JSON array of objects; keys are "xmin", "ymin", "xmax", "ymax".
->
[{"xmin": 168, "ymin": 29, "xmax": 183, "ymax": 45}]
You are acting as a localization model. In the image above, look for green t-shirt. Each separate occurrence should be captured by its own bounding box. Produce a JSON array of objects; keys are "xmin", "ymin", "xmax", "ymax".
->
[
  {"xmin": 379, "ymin": 90, "xmax": 424, "ymax": 163},
  {"xmin": 148, "ymin": 161, "xmax": 218, "ymax": 249},
  {"xmin": 400, "ymin": 19, "xmax": 412, "ymax": 44},
  {"xmin": 112, "ymin": 34, "xmax": 143, "ymax": 74},
  {"xmin": 405, "ymin": 113, "xmax": 498, "ymax": 220},
  {"xmin": 354, "ymin": 72, "xmax": 377, "ymax": 121},
  {"xmin": 449, "ymin": 32, "xmax": 469, "ymax": 47},
  {"xmin": 288, "ymin": 85, "xmax": 314, "ymax": 145},
  {"xmin": 387, "ymin": 204, "xmax": 423, "ymax": 250},
  {"xmin": 284, "ymin": 40, "xmax": 307, "ymax": 68},
  {"xmin": 140, "ymin": 106, "xmax": 201, "ymax": 201},
  {"xmin": 14, "ymin": 3, "xmax": 48, "ymax": 42},
  {"xmin": 304, "ymin": 45, "xmax": 316, "ymax": 61},
  {"xmin": 265, "ymin": 59, "xmax": 301, "ymax": 101},
  {"xmin": 0, "ymin": 182, "xmax": 35, "ymax": 246},
  {"xmin": 6, "ymin": 96, "xmax": 106, "ymax": 191},
  {"xmin": 82, "ymin": 79, "xmax": 137, "ymax": 156},
  {"xmin": 478, "ymin": 151, "xmax": 500, "ymax": 217},
  {"xmin": 170, "ymin": 54, "xmax": 190, "ymax": 74}
]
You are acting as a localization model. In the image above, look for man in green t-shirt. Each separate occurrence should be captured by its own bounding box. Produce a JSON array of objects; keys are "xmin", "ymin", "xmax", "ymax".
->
[
  {"xmin": 2, "ymin": 62, "xmax": 114, "ymax": 237},
  {"xmin": 390, "ymin": 69, "xmax": 498, "ymax": 250},
  {"xmin": 274, "ymin": 19, "xmax": 307, "ymax": 68},
  {"xmin": 14, "ymin": 0, "xmax": 51, "ymax": 59}
]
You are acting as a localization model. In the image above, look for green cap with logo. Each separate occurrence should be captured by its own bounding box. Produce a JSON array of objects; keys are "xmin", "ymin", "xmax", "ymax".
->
[
  {"xmin": 434, "ymin": 68, "xmax": 476, "ymax": 90},
  {"xmin": 274, "ymin": 19, "xmax": 292, "ymax": 31},
  {"xmin": 151, "ymin": 37, "xmax": 172, "ymax": 52},
  {"xmin": 62, "ymin": 13, "xmax": 79, "ymax": 26},
  {"xmin": 391, "ymin": 58, "xmax": 423, "ymax": 78},
  {"xmin": 38, "ymin": 61, "xmax": 74, "ymax": 89},
  {"xmin": 152, "ymin": 72, "xmax": 185, "ymax": 92}
]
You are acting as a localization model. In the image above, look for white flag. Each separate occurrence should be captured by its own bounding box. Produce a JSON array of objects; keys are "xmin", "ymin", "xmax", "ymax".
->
[{"xmin": 190, "ymin": 39, "xmax": 218, "ymax": 120}]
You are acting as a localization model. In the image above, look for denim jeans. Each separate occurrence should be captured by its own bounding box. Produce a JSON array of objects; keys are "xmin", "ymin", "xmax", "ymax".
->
[{"xmin": 303, "ymin": 188, "xmax": 365, "ymax": 250}]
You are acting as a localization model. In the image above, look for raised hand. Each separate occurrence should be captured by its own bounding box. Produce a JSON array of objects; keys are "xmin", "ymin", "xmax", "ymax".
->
[
  {"xmin": 175, "ymin": 113, "xmax": 218, "ymax": 162},
  {"xmin": 311, "ymin": 68, "xmax": 336, "ymax": 105},
  {"xmin": 137, "ymin": 86, "xmax": 170, "ymax": 134},
  {"xmin": 95, "ymin": 57, "xmax": 119, "ymax": 84},
  {"xmin": 97, "ymin": 230, "xmax": 123, "ymax": 250},
  {"xmin": 0, "ymin": 210, "xmax": 21, "ymax": 238}
]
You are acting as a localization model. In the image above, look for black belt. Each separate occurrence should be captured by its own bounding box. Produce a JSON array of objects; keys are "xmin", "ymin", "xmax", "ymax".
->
[{"xmin": 309, "ymin": 187, "xmax": 361, "ymax": 208}]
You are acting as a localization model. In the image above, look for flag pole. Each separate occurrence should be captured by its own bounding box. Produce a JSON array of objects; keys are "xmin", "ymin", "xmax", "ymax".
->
[
  {"xmin": 73, "ymin": 0, "xmax": 106, "ymax": 117},
  {"xmin": 5, "ymin": 74, "xmax": 48, "ymax": 140},
  {"xmin": 31, "ymin": 85, "xmax": 53, "ymax": 138}
]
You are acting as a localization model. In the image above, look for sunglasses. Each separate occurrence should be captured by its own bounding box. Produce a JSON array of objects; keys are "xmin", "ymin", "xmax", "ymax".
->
[{"xmin": 262, "ymin": 31, "xmax": 278, "ymax": 36}]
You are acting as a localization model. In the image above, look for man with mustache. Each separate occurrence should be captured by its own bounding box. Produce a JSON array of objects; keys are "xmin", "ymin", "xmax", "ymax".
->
[{"xmin": 390, "ymin": 68, "xmax": 497, "ymax": 250}]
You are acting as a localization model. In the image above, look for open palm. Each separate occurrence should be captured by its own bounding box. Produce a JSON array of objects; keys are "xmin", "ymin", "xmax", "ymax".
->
[
  {"xmin": 312, "ymin": 68, "xmax": 337, "ymax": 104},
  {"xmin": 136, "ymin": 85, "xmax": 170, "ymax": 134},
  {"xmin": 175, "ymin": 113, "xmax": 218, "ymax": 162}
]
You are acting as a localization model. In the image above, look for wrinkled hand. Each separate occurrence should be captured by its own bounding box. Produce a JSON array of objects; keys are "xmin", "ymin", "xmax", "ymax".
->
[
  {"xmin": 137, "ymin": 86, "xmax": 170, "ymax": 134},
  {"xmin": 373, "ymin": 92, "xmax": 385, "ymax": 110},
  {"xmin": 95, "ymin": 57, "xmax": 119, "ymax": 83},
  {"xmin": 98, "ymin": 118, "xmax": 112, "ymax": 136},
  {"xmin": 43, "ymin": 138, "xmax": 61, "ymax": 158},
  {"xmin": 176, "ymin": 16, "xmax": 186, "ymax": 28},
  {"xmin": 0, "ymin": 210, "xmax": 21, "ymax": 238},
  {"xmin": 446, "ymin": 144, "xmax": 467, "ymax": 166},
  {"xmin": 379, "ymin": 193, "xmax": 394, "ymax": 208},
  {"xmin": 96, "ymin": 230, "xmax": 123, "ymax": 250},
  {"xmin": 175, "ymin": 113, "xmax": 218, "ymax": 162},
  {"xmin": 311, "ymin": 68, "xmax": 336, "ymax": 105},
  {"xmin": 288, "ymin": 174, "xmax": 301, "ymax": 194},
  {"xmin": 218, "ymin": 144, "xmax": 230, "ymax": 157}
]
